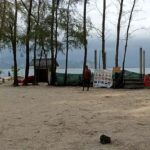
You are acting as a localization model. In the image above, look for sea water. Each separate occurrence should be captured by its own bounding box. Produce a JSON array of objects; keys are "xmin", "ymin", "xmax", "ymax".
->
[{"xmin": 0, "ymin": 67, "xmax": 150, "ymax": 78}]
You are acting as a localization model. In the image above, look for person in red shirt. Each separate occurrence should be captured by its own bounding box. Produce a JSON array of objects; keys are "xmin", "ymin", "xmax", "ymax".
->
[{"xmin": 83, "ymin": 65, "xmax": 91, "ymax": 91}]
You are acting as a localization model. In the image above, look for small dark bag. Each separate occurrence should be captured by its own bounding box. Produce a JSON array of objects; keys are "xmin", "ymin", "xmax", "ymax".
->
[{"xmin": 100, "ymin": 134, "xmax": 111, "ymax": 144}]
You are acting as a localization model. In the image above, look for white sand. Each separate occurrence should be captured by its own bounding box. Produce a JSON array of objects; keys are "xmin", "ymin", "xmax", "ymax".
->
[{"xmin": 0, "ymin": 82, "xmax": 150, "ymax": 150}]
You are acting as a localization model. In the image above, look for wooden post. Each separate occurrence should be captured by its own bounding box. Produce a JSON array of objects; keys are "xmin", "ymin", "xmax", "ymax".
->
[
  {"xmin": 99, "ymin": 50, "xmax": 101, "ymax": 69},
  {"xmin": 139, "ymin": 48, "xmax": 143, "ymax": 77},
  {"xmin": 94, "ymin": 49, "xmax": 97, "ymax": 69},
  {"xmin": 142, "ymin": 50, "xmax": 145, "ymax": 76},
  {"xmin": 105, "ymin": 51, "xmax": 106, "ymax": 69}
]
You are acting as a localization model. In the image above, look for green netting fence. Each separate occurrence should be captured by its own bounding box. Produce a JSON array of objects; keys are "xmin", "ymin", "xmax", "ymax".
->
[
  {"xmin": 112, "ymin": 70, "xmax": 142, "ymax": 79},
  {"xmin": 55, "ymin": 70, "xmax": 142, "ymax": 86},
  {"xmin": 55, "ymin": 73, "xmax": 83, "ymax": 86}
]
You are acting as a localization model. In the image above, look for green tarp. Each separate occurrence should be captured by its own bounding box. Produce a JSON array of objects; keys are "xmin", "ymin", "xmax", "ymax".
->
[
  {"xmin": 123, "ymin": 70, "xmax": 142, "ymax": 79},
  {"xmin": 112, "ymin": 70, "xmax": 142, "ymax": 79},
  {"xmin": 55, "ymin": 70, "xmax": 141, "ymax": 86},
  {"xmin": 112, "ymin": 70, "xmax": 143, "ymax": 88},
  {"xmin": 55, "ymin": 73, "xmax": 83, "ymax": 86}
]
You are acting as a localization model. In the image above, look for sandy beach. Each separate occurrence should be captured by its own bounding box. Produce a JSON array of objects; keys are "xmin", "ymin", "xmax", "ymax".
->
[{"xmin": 0, "ymin": 82, "xmax": 150, "ymax": 150}]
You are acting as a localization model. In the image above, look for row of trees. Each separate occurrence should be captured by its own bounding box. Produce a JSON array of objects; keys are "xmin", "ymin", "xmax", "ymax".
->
[
  {"xmin": 99, "ymin": 0, "xmax": 137, "ymax": 84},
  {"xmin": 0, "ymin": 0, "xmax": 86, "ymax": 86},
  {"xmin": 0, "ymin": 0, "xmax": 139, "ymax": 86}
]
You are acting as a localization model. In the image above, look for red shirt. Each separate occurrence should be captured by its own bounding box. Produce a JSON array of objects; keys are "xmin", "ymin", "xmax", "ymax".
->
[{"xmin": 84, "ymin": 68, "xmax": 91, "ymax": 80}]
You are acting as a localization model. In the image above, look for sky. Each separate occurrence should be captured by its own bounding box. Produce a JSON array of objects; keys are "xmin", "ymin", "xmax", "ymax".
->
[
  {"xmin": 88, "ymin": 0, "xmax": 150, "ymax": 36},
  {"xmin": 82, "ymin": 0, "xmax": 150, "ymax": 68}
]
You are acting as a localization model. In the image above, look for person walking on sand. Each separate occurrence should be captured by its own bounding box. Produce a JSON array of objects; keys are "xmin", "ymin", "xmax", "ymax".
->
[{"xmin": 83, "ymin": 65, "xmax": 91, "ymax": 91}]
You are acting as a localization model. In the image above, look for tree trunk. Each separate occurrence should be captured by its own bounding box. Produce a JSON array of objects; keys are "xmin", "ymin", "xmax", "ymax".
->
[
  {"xmin": 115, "ymin": 0, "xmax": 124, "ymax": 67},
  {"xmin": 12, "ymin": 43, "xmax": 18, "ymax": 86},
  {"xmin": 102, "ymin": 0, "xmax": 106, "ymax": 69},
  {"xmin": 83, "ymin": 0, "xmax": 87, "ymax": 74},
  {"xmin": 24, "ymin": 0, "xmax": 33, "ymax": 85},
  {"xmin": 122, "ymin": 0, "xmax": 136, "ymax": 84},
  {"xmin": 54, "ymin": 0, "xmax": 60, "ymax": 85},
  {"xmin": 34, "ymin": 36, "xmax": 37, "ymax": 84},
  {"xmin": 50, "ymin": 0, "xmax": 55, "ymax": 85},
  {"xmin": 0, "ymin": 0, "xmax": 6, "ymax": 40},
  {"xmin": 12, "ymin": 0, "xmax": 18, "ymax": 86},
  {"xmin": 37, "ymin": 49, "xmax": 43, "ymax": 82},
  {"xmin": 42, "ymin": 43, "xmax": 48, "ymax": 83},
  {"xmin": 33, "ymin": 0, "xmax": 41, "ymax": 85},
  {"xmin": 64, "ymin": 0, "xmax": 71, "ymax": 85}
]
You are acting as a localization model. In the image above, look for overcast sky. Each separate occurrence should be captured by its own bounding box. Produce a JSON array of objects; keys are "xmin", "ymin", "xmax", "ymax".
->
[
  {"xmin": 85, "ymin": 0, "xmax": 150, "ymax": 38},
  {"xmin": 74, "ymin": 0, "xmax": 150, "ymax": 68}
]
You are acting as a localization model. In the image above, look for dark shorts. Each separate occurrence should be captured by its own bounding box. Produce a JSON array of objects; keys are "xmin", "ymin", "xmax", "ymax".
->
[{"xmin": 83, "ymin": 79, "xmax": 90, "ymax": 85}]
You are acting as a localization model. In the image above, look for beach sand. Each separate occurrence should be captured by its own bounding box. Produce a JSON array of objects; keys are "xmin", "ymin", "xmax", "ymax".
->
[{"xmin": 0, "ymin": 82, "xmax": 150, "ymax": 150}]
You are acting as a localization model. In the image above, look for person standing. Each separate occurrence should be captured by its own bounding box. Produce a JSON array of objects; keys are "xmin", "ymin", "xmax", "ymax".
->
[
  {"xmin": 8, "ymin": 71, "xmax": 11, "ymax": 77},
  {"xmin": 83, "ymin": 65, "xmax": 91, "ymax": 91}
]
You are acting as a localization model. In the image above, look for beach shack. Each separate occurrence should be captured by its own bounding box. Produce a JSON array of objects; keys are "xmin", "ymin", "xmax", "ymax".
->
[{"xmin": 30, "ymin": 58, "xmax": 59, "ymax": 84}]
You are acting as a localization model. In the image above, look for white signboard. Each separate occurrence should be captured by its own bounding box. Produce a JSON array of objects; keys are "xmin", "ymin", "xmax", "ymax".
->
[{"xmin": 93, "ymin": 69, "xmax": 113, "ymax": 88}]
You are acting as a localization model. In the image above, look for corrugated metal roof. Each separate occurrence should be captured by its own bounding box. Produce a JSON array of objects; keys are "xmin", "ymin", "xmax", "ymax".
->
[{"xmin": 30, "ymin": 58, "xmax": 59, "ymax": 68}]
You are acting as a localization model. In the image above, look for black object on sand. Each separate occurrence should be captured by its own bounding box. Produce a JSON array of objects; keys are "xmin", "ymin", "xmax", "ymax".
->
[{"xmin": 100, "ymin": 134, "xmax": 111, "ymax": 144}]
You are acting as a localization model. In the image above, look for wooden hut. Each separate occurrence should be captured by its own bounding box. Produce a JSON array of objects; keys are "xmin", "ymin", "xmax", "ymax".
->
[{"xmin": 30, "ymin": 58, "xmax": 59, "ymax": 84}]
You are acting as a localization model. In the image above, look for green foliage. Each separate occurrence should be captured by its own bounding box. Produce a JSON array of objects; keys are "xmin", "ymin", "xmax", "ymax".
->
[
  {"xmin": 59, "ymin": 7, "xmax": 86, "ymax": 50},
  {"xmin": 0, "ymin": 0, "xmax": 21, "ymax": 47},
  {"xmin": 0, "ymin": 0, "xmax": 92, "ymax": 75},
  {"xmin": 0, "ymin": 0, "xmax": 89, "ymax": 53}
]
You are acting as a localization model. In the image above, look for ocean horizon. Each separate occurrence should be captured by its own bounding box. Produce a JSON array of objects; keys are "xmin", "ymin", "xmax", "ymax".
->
[{"xmin": 0, "ymin": 67, "xmax": 149, "ymax": 78}]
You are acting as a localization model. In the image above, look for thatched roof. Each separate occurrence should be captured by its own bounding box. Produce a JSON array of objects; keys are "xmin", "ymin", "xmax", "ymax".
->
[{"xmin": 30, "ymin": 58, "xmax": 59, "ymax": 68}]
